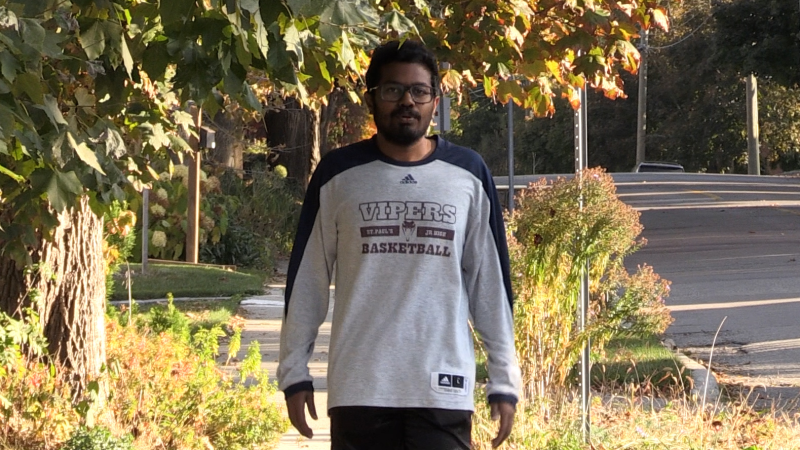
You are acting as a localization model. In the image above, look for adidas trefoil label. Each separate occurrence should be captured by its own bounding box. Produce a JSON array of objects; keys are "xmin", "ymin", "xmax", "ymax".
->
[{"xmin": 431, "ymin": 372, "xmax": 469, "ymax": 396}]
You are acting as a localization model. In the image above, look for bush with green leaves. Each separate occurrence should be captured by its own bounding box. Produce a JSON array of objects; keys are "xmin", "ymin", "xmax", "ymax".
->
[
  {"xmin": 142, "ymin": 294, "xmax": 190, "ymax": 342},
  {"xmin": 106, "ymin": 315, "xmax": 288, "ymax": 449},
  {"xmin": 506, "ymin": 168, "xmax": 672, "ymax": 400},
  {"xmin": 0, "ymin": 296, "xmax": 79, "ymax": 449},
  {"xmin": 199, "ymin": 223, "xmax": 274, "ymax": 269},
  {"xmin": 215, "ymin": 160, "xmax": 302, "ymax": 257},
  {"xmin": 135, "ymin": 165, "xmax": 235, "ymax": 261},
  {"xmin": 103, "ymin": 201, "xmax": 137, "ymax": 301},
  {"xmin": 62, "ymin": 427, "xmax": 132, "ymax": 450}
]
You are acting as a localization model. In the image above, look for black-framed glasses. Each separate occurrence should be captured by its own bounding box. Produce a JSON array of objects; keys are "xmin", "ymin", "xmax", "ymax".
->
[{"xmin": 369, "ymin": 83, "xmax": 437, "ymax": 103}]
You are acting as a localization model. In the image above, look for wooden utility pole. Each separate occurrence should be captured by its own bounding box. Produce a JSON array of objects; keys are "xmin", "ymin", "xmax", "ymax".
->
[
  {"xmin": 746, "ymin": 74, "xmax": 760, "ymax": 175},
  {"xmin": 186, "ymin": 107, "xmax": 202, "ymax": 263},
  {"xmin": 636, "ymin": 29, "xmax": 649, "ymax": 166}
]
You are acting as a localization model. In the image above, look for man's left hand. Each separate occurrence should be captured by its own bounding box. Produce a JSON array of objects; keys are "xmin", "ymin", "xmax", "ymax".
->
[{"xmin": 490, "ymin": 401, "xmax": 515, "ymax": 448}]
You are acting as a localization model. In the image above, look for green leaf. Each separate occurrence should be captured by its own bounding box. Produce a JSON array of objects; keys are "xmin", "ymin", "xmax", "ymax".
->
[
  {"xmin": 288, "ymin": 0, "xmax": 378, "ymax": 26},
  {"xmin": 67, "ymin": 132, "xmax": 106, "ymax": 175},
  {"xmin": 20, "ymin": 19, "xmax": 45, "ymax": 52},
  {"xmin": 283, "ymin": 23, "xmax": 303, "ymax": 66},
  {"xmin": 0, "ymin": 7, "xmax": 19, "ymax": 30},
  {"xmin": 241, "ymin": 82, "xmax": 263, "ymax": 113},
  {"xmin": 0, "ymin": 163, "xmax": 24, "ymax": 182},
  {"xmin": 383, "ymin": 10, "xmax": 418, "ymax": 35},
  {"xmin": 43, "ymin": 94, "xmax": 67, "ymax": 126},
  {"xmin": 120, "ymin": 34, "xmax": 134, "ymax": 77},
  {"xmin": 160, "ymin": 0, "xmax": 195, "ymax": 26},
  {"xmin": 0, "ymin": 51, "xmax": 19, "ymax": 83},
  {"xmin": 79, "ymin": 21, "xmax": 105, "ymax": 60},
  {"xmin": 30, "ymin": 169, "xmax": 84, "ymax": 212},
  {"xmin": 103, "ymin": 127, "xmax": 126, "ymax": 158},
  {"xmin": 13, "ymin": 72, "xmax": 43, "ymax": 103},
  {"xmin": 141, "ymin": 41, "xmax": 170, "ymax": 80},
  {"xmin": 253, "ymin": 14, "xmax": 270, "ymax": 58},
  {"xmin": 339, "ymin": 32, "xmax": 355, "ymax": 72},
  {"xmin": 240, "ymin": 0, "xmax": 259, "ymax": 13}
]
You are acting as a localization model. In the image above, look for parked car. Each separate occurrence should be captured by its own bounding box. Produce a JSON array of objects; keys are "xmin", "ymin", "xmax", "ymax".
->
[{"xmin": 633, "ymin": 161, "xmax": 685, "ymax": 173}]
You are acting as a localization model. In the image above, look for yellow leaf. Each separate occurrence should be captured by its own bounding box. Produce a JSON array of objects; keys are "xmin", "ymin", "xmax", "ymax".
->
[
  {"xmin": 545, "ymin": 60, "xmax": 564, "ymax": 84},
  {"xmin": 441, "ymin": 69, "xmax": 462, "ymax": 92},
  {"xmin": 483, "ymin": 75, "xmax": 498, "ymax": 98},
  {"xmin": 651, "ymin": 7, "xmax": 669, "ymax": 32},
  {"xmin": 462, "ymin": 70, "xmax": 478, "ymax": 87}
]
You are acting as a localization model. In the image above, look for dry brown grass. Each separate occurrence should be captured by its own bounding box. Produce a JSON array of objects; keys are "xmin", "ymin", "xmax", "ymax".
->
[{"xmin": 472, "ymin": 386, "xmax": 800, "ymax": 450}]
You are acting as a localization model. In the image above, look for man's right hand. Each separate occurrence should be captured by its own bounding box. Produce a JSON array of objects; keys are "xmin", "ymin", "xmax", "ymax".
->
[{"xmin": 286, "ymin": 390, "xmax": 318, "ymax": 438}]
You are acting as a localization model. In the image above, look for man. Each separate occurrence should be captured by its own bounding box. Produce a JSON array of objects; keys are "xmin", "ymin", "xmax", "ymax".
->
[{"xmin": 278, "ymin": 39, "xmax": 521, "ymax": 449}]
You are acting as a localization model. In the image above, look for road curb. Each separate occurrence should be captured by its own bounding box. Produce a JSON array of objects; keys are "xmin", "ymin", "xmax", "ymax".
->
[{"xmin": 663, "ymin": 338, "xmax": 721, "ymax": 403}]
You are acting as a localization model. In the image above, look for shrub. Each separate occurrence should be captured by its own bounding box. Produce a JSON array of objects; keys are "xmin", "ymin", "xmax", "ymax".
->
[
  {"xmin": 105, "ymin": 320, "xmax": 288, "ymax": 449},
  {"xmin": 0, "ymin": 300, "xmax": 78, "ymax": 450},
  {"xmin": 506, "ymin": 168, "xmax": 673, "ymax": 400},
  {"xmin": 135, "ymin": 166, "xmax": 234, "ymax": 261},
  {"xmin": 216, "ymin": 161, "xmax": 301, "ymax": 256},
  {"xmin": 103, "ymin": 201, "xmax": 137, "ymax": 301},
  {"xmin": 142, "ymin": 294, "xmax": 190, "ymax": 342},
  {"xmin": 199, "ymin": 223, "xmax": 274, "ymax": 269},
  {"xmin": 62, "ymin": 426, "xmax": 132, "ymax": 450}
]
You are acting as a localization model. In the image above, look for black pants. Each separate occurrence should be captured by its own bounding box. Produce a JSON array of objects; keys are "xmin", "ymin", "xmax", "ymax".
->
[{"xmin": 329, "ymin": 406, "xmax": 472, "ymax": 450}]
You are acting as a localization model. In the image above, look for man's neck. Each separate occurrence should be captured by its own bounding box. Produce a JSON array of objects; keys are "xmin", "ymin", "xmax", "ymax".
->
[{"xmin": 375, "ymin": 134, "xmax": 434, "ymax": 162}]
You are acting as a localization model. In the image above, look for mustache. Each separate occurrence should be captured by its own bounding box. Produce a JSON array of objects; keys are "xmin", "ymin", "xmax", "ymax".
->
[{"xmin": 391, "ymin": 107, "xmax": 421, "ymax": 120}]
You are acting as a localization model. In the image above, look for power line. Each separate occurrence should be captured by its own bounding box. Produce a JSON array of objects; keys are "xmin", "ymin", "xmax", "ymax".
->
[{"xmin": 649, "ymin": 2, "xmax": 713, "ymax": 50}]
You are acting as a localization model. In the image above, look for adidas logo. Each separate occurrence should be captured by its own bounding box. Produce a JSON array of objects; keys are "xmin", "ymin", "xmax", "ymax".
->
[{"xmin": 400, "ymin": 174, "xmax": 418, "ymax": 184}]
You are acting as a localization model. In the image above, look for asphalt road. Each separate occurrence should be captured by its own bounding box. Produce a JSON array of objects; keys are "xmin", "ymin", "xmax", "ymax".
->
[{"xmin": 502, "ymin": 173, "xmax": 800, "ymax": 408}]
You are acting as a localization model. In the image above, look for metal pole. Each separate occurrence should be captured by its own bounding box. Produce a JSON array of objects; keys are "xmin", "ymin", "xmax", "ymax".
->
[
  {"xmin": 573, "ymin": 82, "xmax": 591, "ymax": 444},
  {"xmin": 507, "ymin": 100, "xmax": 515, "ymax": 212},
  {"xmin": 141, "ymin": 187, "xmax": 149, "ymax": 274},
  {"xmin": 746, "ymin": 74, "xmax": 760, "ymax": 175},
  {"xmin": 635, "ymin": 29, "xmax": 649, "ymax": 166}
]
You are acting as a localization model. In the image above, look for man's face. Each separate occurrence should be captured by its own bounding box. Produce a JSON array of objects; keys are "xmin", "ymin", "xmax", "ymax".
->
[{"xmin": 367, "ymin": 62, "xmax": 439, "ymax": 146}]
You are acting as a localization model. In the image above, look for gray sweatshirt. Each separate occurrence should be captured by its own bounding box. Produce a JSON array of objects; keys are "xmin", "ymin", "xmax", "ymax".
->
[{"xmin": 278, "ymin": 136, "xmax": 521, "ymax": 411}]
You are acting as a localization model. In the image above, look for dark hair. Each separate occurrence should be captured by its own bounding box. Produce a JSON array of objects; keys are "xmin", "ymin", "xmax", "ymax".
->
[{"xmin": 365, "ymin": 40, "xmax": 439, "ymax": 93}]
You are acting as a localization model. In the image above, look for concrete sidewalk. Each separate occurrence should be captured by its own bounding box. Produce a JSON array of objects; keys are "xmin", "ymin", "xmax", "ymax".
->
[{"xmin": 229, "ymin": 287, "xmax": 334, "ymax": 450}]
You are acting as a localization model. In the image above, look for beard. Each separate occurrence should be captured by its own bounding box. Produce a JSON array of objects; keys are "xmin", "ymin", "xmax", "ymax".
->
[{"xmin": 375, "ymin": 106, "xmax": 428, "ymax": 146}]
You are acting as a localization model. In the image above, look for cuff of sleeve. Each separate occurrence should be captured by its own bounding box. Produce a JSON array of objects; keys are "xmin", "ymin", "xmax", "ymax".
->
[
  {"xmin": 283, "ymin": 381, "xmax": 314, "ymax": 400},
  {"xmin": 488, "ymin": 393, "xmax": 518, "ymax": 408}
]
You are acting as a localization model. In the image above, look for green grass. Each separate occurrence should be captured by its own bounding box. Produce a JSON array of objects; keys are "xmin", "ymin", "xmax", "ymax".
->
[
  {"xmin": 110, "ymin": 263, "xmax": 266, "ymax": 300},
  {"xmin": 591, "ymin": 333, "xmax": 688, "ymax": 391}
]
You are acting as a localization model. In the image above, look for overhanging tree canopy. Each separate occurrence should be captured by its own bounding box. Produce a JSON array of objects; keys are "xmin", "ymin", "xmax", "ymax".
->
[{"xmin": 0, "ymin": 0, "xmax": 668, "ymax": 392}]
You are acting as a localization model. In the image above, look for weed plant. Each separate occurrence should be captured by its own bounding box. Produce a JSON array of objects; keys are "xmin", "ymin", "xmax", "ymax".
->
[
  {"xmin": 472, "ymin": 386, "xmax": 800, "ymax": 449},
  {"xmin": 506, "ymin": 168, "xmax": 673, "ymax": 401},
  {"xmin": 1, "ymin": 294, "xmax": 287, "ymax": 450}
]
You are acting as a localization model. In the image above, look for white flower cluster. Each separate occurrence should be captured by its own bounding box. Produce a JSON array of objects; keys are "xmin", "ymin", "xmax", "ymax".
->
[
  {"xmin": 172, "ymin": 165, "xmax": 189, "ymax": 179},
  {"xmin": 151, "ymin": 230, "xmax": 167, "ymax": 248},
  {"xmin": 201, "ymin": 215, "xmax": 215, "ymax": 231},
  {"xmin": 158, "ymin": 172, "xmax": 171, "ymax": 182},
  {"xmin": 150, "ymin": 204, "xmax": 166, "ymax": 217},
  {"xmin": 156, "ymin": 188, "xmax": 168, "ymax": 201},
  {"xmin": 203, "ymin": 176, "xmax": 221, "ymax": 192}
]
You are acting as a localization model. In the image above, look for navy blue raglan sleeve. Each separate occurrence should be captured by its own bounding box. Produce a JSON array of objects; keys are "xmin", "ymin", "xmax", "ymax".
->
[
  {"xmin": 277, "ymin": 160, "xmax": 337, "ymax": 397},
  {"xmin": 440, "ymin": 140, "xmax": 521, "ymax": 406}
]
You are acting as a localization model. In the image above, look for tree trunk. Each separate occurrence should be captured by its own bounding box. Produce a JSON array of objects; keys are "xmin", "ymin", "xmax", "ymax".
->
[
  {"xmin": 264, "ymin": 97, "xmax": 321, "ymax": 190},
  {"xmin": 207, "ymin": 110, "xmax": 244, "ymax": 171},
  {"xmin": 0, "ymin": 196, "xmax": 107, "ymax": 401},
  {"xmin": 320, "ymin": 89, "xmax": 346, "ymax": 157}
]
